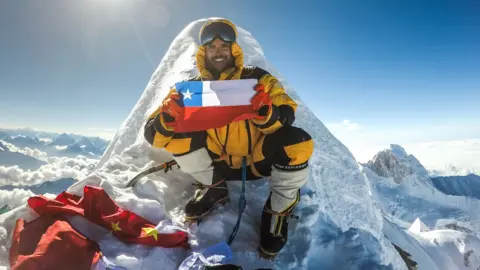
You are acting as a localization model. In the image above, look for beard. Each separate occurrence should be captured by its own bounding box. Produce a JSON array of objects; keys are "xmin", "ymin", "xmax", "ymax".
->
[{"xmin": 206, "ymin": 54, "xmax": 233, "ymax": 74}]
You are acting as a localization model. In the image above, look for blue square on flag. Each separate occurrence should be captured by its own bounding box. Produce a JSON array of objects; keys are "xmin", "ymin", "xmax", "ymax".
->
[{"xmin": 175, "ymin": 81, "xmax": 203, "ymax": 107}]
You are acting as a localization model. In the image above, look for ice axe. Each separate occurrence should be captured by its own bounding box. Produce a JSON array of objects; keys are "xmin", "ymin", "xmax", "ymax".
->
[{"xmin": 125, "ymin": 159, "xmax": 179, "ymax": 188}]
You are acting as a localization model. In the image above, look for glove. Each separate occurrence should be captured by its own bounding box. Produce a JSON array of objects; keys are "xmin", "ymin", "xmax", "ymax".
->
[
  {"xmin": 251, "ymin": 84, "xmax": 272, "ymax": 120},
  {"xmin": 160, "ymin": 92, "xmax": 184, "ymax": 127}
]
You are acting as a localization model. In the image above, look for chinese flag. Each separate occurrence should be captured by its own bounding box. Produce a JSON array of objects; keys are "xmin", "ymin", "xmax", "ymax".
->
[
  {"xmin": 9, "ymin": 216, "xmax": 102, "ymax": 270},
  {"xmin": 26, "ymin": 185, "xmax": 189, "ymax": 249}
]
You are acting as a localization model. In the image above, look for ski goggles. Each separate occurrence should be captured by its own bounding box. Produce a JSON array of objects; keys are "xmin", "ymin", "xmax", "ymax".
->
[{"xmin": 200, "ymin": 22, "xmax": 236, "ymax": 45}]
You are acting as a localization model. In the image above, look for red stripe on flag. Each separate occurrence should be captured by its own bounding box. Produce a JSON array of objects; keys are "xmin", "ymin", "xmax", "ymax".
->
[{"xmin": 175, "ymin": 105, "xmax": 257, "ymax": 132}]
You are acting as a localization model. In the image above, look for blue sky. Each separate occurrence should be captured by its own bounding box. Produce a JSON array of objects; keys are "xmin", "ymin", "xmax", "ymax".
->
[{"xmin": 1, "ymin": 0, "xmax": 479, "ymax": 160}]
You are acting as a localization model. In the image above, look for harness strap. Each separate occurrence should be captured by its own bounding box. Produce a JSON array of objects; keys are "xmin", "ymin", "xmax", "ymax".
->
[{"xmin": 227, "ymin": 156, "xmax": 247, "ymax": 245}]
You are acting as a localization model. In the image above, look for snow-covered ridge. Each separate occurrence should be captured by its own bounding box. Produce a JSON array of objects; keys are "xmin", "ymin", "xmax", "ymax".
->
[{"xmin": 431, "ymin": 174, "xmax": 480, "ymax": 200}]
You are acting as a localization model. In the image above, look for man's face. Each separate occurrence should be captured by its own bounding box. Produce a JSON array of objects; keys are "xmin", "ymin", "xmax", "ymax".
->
[{"xmin": 205, "ymin": 38, "xmax": 233, "ymax": 73}]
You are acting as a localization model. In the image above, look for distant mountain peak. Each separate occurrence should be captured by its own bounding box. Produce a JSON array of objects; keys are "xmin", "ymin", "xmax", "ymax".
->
[
  {"xmin": 0, "ymin": 127, "xmax": 109, "ymax": 159},
  {"xmin": 50, "ymin": 133, "xmax": 76, "ymax": 146},
  {"xmin": 366, "ymin": 147, "xmax": 414, "ymax": 183},
  {"xmin": 390, "ymin": 144, "xmax": 408, "ymax": 159},
  {"xmin": 366, "ymin": 144, "xmax": 430, "ymax": 183}
]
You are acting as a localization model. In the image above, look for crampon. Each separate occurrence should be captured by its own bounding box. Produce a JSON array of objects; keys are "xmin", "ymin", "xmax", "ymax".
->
[
  {"xmin": 258, "ymin": 247, "xmax": 277, "ymax": 261},
  {"xmin": 183, "ymin": 196, "xmax": 230, "ymax": 227}
]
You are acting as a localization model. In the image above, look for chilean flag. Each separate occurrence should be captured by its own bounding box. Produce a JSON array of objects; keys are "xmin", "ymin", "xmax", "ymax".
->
[{"xmin": 173, "ymin": 79, "xmax": 258, "ymax": 132}]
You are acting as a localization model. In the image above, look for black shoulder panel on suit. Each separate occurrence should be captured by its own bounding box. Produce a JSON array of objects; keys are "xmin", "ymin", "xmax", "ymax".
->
[{"xmin": 240, "ymin": 66, "xmax": 270, "ymax": 80}]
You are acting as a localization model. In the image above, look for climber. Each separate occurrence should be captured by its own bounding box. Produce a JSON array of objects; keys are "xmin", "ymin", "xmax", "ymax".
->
[{"xmin": 143, "ymin": 18, "xmax": 314, "ymax": 259}]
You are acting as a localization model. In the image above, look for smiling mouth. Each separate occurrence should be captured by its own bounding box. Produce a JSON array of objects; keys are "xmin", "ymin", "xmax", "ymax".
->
[{"xmin": 213, "ymin": 56, "xmax": 227, "ymax": 63}]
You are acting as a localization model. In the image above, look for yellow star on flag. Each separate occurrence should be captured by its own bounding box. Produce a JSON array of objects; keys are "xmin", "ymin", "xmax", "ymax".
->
[
  {"xmin": 142, "ymin": 227, "xmax": 158, "ymax": 241},
  {"xmin": 111, "ymin": 221, "xmax": 122, "ymax": 232}
]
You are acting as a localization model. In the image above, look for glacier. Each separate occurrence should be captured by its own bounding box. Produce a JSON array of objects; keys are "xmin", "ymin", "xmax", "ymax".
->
[{"xmin": 2, "ymin": 17, "xmax": 478, "ymax": 269}]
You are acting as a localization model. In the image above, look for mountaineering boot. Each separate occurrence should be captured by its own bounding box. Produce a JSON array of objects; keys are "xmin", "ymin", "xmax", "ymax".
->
[
  {"xmin": 259, "ymin": 190, "xmax": 300, "ymax": 259},
  {"xmin": 258, "ymin": 166, "xmax": 309, "ymax": 259},
  {"xmin": 172, "ymin": 148, "xmax": 230, "ymax": 222},
  {"xmin": 184, "ymin": 169, "xmax": 229, "ymax": 220}
]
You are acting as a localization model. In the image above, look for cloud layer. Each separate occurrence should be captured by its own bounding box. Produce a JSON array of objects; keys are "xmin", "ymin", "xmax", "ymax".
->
[
  {"xmin": 0, "ymin": 189, "xmax": 35, "ymax": 209},
  {"xmin": 404, "ymin": 139, "xmax": 480, "ymax": 176},
  {"xmin": 0, "ymin": 139, "xmax": 100, "ymax": 214},
  {"xmin": 0, "ymin": 155, "xmax": 97, "ymax": 186},
  {"xmin": 0, "ymin": 139, "xmax": 48, "ymax": 161}
]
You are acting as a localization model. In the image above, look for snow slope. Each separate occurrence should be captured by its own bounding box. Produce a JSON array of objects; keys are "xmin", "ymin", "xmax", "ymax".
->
[{"xmin": 0, "ymin": 18, "xmax": 405, "ymax": 269}]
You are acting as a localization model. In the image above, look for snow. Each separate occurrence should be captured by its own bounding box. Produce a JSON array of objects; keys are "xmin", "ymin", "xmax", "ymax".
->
[{"xmin": 408, "ymin": 218, "xmax": 429, "ymax": 234}]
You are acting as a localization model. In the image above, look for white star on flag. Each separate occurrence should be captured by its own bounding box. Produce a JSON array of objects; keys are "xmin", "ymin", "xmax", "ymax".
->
[{"xmin": 182, "ymin": 89, "xmax": 193, "ymax": 100}]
